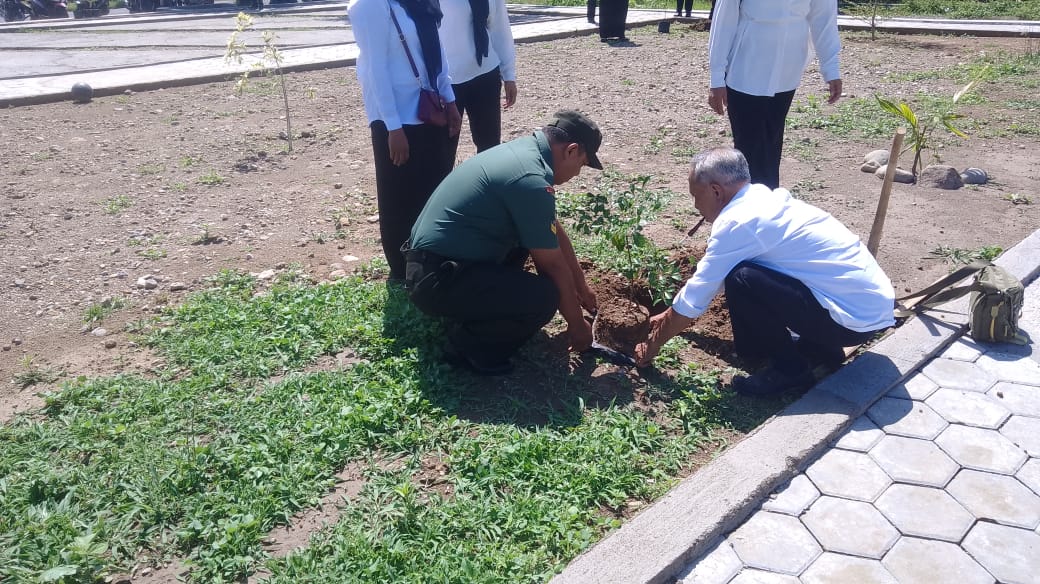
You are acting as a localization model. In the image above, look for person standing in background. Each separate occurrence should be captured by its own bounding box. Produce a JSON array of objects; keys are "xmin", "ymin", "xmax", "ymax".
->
[
  {"xmin": 597, "ymin": 0, "xmax": 628, "ymax": 41},
  {"xmin": 675, "ymin": 0, "xmax": 691, "ymax": 18},
  {"xmin": 441, "ymin": 0, "xmax": 519, "ymax": 155},
  {"xmin": 587, "ymin": 0, "xmax": 596, "ymax": 23},
  {"xmin": 707, "ymin": 0, "xmax": 842, "ymax": 189},
  {"xmin": 348, "ymin": 0, "xmax": 462, "ymax": 282}
]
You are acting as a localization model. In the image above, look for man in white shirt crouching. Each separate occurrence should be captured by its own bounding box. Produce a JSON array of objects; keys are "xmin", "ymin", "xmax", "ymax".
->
[{"xmin": 635, "ymin": 147, "xmax": 895, "ymax": 397}]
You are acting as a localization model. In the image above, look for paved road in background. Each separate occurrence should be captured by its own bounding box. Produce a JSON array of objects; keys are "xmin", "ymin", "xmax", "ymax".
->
[{"xmin": 0, "ymin": 0, "xmax": 562, "ymax": 79}]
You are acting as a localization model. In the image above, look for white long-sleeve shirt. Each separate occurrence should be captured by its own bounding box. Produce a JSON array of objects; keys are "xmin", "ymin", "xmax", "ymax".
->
[
  {"xmin": 348, "ymin": 0, "xmax": 456, "ymax": 130},
  {"xmin": 673, "ymin": 184, "xmax": 895, "ymax": 332},
  {"xmin": 708, "ymin": 0, "xmax": 841, "ymax": 96},
  {"xmin": 439, "ymin": 0, "xmax": 517, "ymax": 84}
]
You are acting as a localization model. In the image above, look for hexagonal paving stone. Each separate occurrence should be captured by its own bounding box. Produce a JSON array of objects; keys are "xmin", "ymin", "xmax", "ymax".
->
[
  {"xmin": 882, "ymin": 537, "xmax": 994, "ymax": 584},
  {"xmin": 805, "ymin": 449, "xmax": 892, "ymax": 502},
  {"xmin": 1000, "ymin": 415, "xmax": 1040, "ymax": 456},
  {"xmin": 875, "ymin": 484, "xmax": 975, "ymax": 542},
  {"xmin": 728, "ymin": 569, "xmax": 800, "ymax": 584},
  {"xmin": 761, "ymin": 474, "xmax": 819, "ymax": 516},
  {"xmin": 866, "ymin": 397, "xmax": 948, "ymax": 440},
  {"xmin": 948, "ymin": 469, "xmax": 1040, "ymax": 529},
  {"xmin": 925, "ymin": 388, "xmax": 1010, "ymax": 428},
  {"xmin": 868, "ymin": 435, "xmax": 960, "ymax": 487},
  {"xmin": 975, "ymin": 352, "xmax": 1040, "ymax": 385},
  {"xmin": 887, "ymin": 374, "xmax": 938, "ymax": 401},
  {"xmin": 989, "ymin": 381, "xmax": 1040, "ymax": 417},
  {"xmin": 962, "ymin": 521, "xmax": 1040, "ymax": 584},
  {"xmin": 729, "ymin": 512, "xmax": 821, "ymax": 575},
  {"xmin": 800, "ymin": 552, "xmax": 897, "ymax": 584},
  {"xmin": 678, "ymin": 539, "xmax": 742, "ymax": 584},
  {"xmin": 1018, "ymin": 458, "xmax": 1040, "ymax": 497},
  {"xmin": 939, "ymin": 337, "xmax": 985, "ymax": 362},
  {"xmin": 802, "ymin": 496, "xmax": 899, "ymax": 559},
  {"xmin": 920, "ymin": 358, "xmax": 996, "ymax": 393},
  {"xmin": 834, "ymin": 416, "xmax": 885, "ymax": 452},
  {"xmin": 935, "ymin": 424, "xmax": 1027, "ymax": 474}
]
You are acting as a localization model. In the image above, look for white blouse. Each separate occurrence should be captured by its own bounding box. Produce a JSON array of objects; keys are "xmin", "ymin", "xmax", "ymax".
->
[
  {"xmin": 708, "ymin": 0, "xmax": 841, "ymax": 96},
  {"xmin": 439, "ymin": 0, "xmax": 517, "ymax": 85},
  {"xmin": 348, "ymin": 0, "xmax": 457, "ymax": 130}
]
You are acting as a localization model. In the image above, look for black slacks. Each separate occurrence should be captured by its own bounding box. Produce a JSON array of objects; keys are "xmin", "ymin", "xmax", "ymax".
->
[
  {"xmin": 724, "ymin": 262, "xmax": 878, "ymax": 375},
  {"xmin": 675, "ymin": 0, "xmax": 691, "ymax": 16},
  {"xmin": 449, "ymin": 67, "xmax": 504, "ymax": 156},
  {"xmin": 370, "ymin": 120, "xmax": 454, "ymax": 281},
  {"xmin": 726, "ymin": 87, "xmax": 796, "ymax": 190},
  {"xmin": 598, "ymin": 0, "xmax": 628, "ymax": 39},
  {"xmin": 586, "ymin": 0, "xmax": 595, "ymax": 22},
  {"xmin": 407, "ymin": 250, "xmax": 559, "ymax": 364}
]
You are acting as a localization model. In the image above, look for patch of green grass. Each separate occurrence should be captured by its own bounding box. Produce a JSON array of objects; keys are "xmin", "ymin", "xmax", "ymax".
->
[
  {"xmin": 136, "ymin": 162, "xmax": 165, "ymax": 175},
  {"xmin": 790, "ymin": 178, "xmax": 825, "ymax": 200},
  {"xmin": 197, "ymin": 172, "xmax": 225, "ymax": 186},
  {"xmin": 179, "ymin": 156, "xmax": 202, "ymax": 168},
  {"xmin": 929, "ymin": 244, "xmax": 1003, "ymax": 265},
  {"xmin": 170, "ymin": 182, "xmax": 188, "ymax": 193},
  {"xmin": 11, "ymin": 356, "xmax": 60, "ymax": 389},
  {"xmin": 0, "ymin": 264, "xmax": 761, "ymax": 583},
  {"xmin": 83, "ymin": 297, "xmax": 130, "ymax": 324},
  {"xmin": 787, "ymin": 95, "xmax": 899, "ymax": 139},
  {"xmin": 137, "ymin": 248, "xmax": 166, "ymax": 260},
  {"xmin": 1004, "ymin": 193, "xmax": 1033, "ymax": 205},
  {"xmin": 100, "ymin": 194, "xmax": 133, "ymax": 215},
  {"xmin": 890, "ymin": 50, "xmax": 1040, "ymax": 85}
]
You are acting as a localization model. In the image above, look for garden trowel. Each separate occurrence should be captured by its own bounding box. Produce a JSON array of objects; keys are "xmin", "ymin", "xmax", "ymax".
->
[{"xmin": 582, "ymin": 309, "xmax": 638, "ymax": 367}]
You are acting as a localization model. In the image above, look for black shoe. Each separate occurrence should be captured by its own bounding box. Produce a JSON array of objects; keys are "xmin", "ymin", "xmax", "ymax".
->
[
  {"xmin": 443, "ymin": 346, "xmax": 514, "ymax": 376},
  {"xmin": 796, "ymin": 339, "xmax": 845, "ymax": 375},
  {"xmin": 732, "ymin": 366, "xmax": 815, "ymax": 397},
  {"xmin": 685, "ymin": 11, "xmax": 691, "ymax": 17},
  {"xmin": 588, "ymin": 17, "xmax": 596, "ymax": 23}
]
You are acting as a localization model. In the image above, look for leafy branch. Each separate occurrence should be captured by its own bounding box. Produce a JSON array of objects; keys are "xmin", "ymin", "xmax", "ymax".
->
[{"xmin": 224, "ymin": 12, "xmax": 294, "ymax": 153}]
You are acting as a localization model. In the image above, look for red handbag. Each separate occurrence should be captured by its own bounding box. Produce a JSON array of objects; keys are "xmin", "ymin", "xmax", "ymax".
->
[{"xmin": 388, "ymin": 1, "xmax": 448, "ymax": 127}]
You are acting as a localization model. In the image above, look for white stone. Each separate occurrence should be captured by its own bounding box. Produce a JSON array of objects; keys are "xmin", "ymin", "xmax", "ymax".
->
[
  {"xmin": 989, "ymin": 382, "xmax": 1040, "ymax": 417},
  {"xmin": 678, "ymin": 539, "xmax": 742, "ymax": 584},
  {"xmin": 935, "ymin": 424, "xmax": 1027, "ymax": 474},
  {"xmin": 962, "ymin": 522, "xmax": 1040, "ymax": 584},
  {"xmin": 975, "ymin": 353, "xmax": 1040, "ymax": 386},
  {"xmin": 886, "ymin": 375, "xmax": 938, "ymax": 401},
  {"xmin": 882, "ymin": 537, "xmax": 993, "ymax": 584},
  {"xmin": 948, "ymin": 469, "xmax": 1040, "ymax": 529},
  {"xmin": 256, "ymin": 269, "xmax": 277, "ymax": 280},
  {"xmin": 1000, "ymin": 415, "xmax": 1040, "ymax": 456},
  {"xmin": 761, "ymin": 474, "xmax": 819, "ymax": 516},
  {"xmin": 800, "ymin": 552, "xmax": 897, "ymax": 584},
  {"xmin": 802, "ymin": 496, "xmax": 899, "ymax": 559},
  {"xmin": 920, "ymin": 358, "xmax": 997, "ymax": 392},
  {"xmin": 940, "ymin": 337, "xmax": 985, "ymax": 362},
  {"xmin": 868, "ymin": 434, "xmax": 959, "ymax": 487},
  {"xmin": 729, "ymin": 512, "xmax": 822, "ymax": 575},
  {"xmin": 1017, "ymin": 458, "xmax": 1040, "ymax": 497},
  {"xmin": 834, "ymin": 416, "xmax": 885, "ymax": 452},
  {"xmin": 806, "ymin": 449, "xmax": 891, "ymax": 502},
  {"xmin": 875, "ymin": 484, "xmax": 974, "ymax": 542},
  {"xmin": 341, "ymin": 255, "xmax": 360, "ymax": 262},
  {"xmin": 867, "ymin": 397, "xmax": 948, "ymax": 440},
  {"xmin": 925, "ymin": 388, "xmax": 1010, "ymax": 428},
  {"xmin": 874, "ymin": 164, "xmax": 915, "ymax": 183}
]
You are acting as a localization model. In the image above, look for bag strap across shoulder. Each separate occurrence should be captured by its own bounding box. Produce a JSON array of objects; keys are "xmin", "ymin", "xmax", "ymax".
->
[
  {"xmin": 386, "ymin": 0, "xmax": 428, "ymax": 90},
  {"xmin": 894, "ymin": 259, "xmax": 990, "ymax": 317}
]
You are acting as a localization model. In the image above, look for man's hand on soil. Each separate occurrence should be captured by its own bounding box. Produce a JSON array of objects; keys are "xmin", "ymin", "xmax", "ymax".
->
[{"xmin": 567, "ymin": 321, "xmax": 594, "ymax": 353}]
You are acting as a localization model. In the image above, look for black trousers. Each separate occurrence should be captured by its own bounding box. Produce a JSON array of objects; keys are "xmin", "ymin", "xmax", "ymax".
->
[
  {"xmin": 449, "ymin": 67, "xmax": 503, "ymax": 156},
  {"xmin": 586, "ymin": 0, "xmax": 595, "ymax": 21},
  {"xmin": 407, "ymin": 249, "xmax": 559, "ymax": 364},
  {"xmin": 598, "ymin": 0, "xmax": 628, "ymax": 39},
  {"xmin": 725, "ymin": 262, "xmax": 878, "ymax": 375},
  {"xmin": 675, "ymin": 0, "xmax": 691, "ymax": 16},
  {"xmin": 370, "ymin": 120, "xmax": 454, "ymax": 281},
  {"xmin": 726, "ymin": 87, "xmax": 796, "ymax": 190}
]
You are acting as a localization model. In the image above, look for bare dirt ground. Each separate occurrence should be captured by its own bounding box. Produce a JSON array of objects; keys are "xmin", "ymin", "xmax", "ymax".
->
[{"xmin": 2, "ymin": 25, "xmax": 1038, "ymax": 419}]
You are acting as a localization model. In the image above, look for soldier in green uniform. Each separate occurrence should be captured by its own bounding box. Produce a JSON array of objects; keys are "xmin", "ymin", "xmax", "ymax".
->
[{"xmin": 404, "ymin": 110, "xmax": 602, "ymax": 375}]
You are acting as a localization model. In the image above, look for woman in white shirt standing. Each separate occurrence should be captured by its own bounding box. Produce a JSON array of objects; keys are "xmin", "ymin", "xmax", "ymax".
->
[
  {"xmin": 348, "ymin": 0, "xmax": 462, "ymax": 282},
  {"xmin": 707, "ymin": 0, "xmax": 842, "ymax": 189},
  {"xmin": 440, "ymin": 0, "xmax": 518, "ymax": 154}
]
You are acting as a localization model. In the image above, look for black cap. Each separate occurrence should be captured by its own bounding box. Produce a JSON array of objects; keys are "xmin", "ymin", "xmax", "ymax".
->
[{"xmin": 548, "ymin": 110, "xmax": 603, "ymax": 170}]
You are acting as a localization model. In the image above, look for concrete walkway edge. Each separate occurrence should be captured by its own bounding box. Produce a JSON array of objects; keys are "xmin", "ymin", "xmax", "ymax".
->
[{"xmin": 549, "ymin": 229, "xmax": 1040, "ymax": 584}]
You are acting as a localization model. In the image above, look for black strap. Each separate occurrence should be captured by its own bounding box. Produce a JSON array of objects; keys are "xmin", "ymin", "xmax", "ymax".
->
[
  {"xmin": 894, "ymin": 259, "xmax": 990, "ymax": 317},
  {"xmin": 386, "ymin": 0, "xmax": 429, "ymax": 90}
]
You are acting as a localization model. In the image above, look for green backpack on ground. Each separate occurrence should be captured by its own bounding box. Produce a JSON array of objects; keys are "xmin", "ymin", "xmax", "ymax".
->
[{"xmin": 895, "ymin": 260, "xmax": 1028, "ymax": 345}]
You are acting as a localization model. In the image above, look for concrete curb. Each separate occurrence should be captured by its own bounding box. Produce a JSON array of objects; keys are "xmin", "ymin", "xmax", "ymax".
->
[{"xmin": 549, "ymin": 230, "xmax": 1040, "ymax": 584}]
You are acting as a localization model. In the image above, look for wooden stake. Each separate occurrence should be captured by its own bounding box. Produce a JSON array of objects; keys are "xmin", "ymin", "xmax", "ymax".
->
[{"xmin": 867, "ymin": 126, "xmax": 906, "ymax": 257}]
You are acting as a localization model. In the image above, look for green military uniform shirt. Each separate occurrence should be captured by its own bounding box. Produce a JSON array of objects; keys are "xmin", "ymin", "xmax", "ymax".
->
[{"xmin": 409, "ymin": 130, "xmax": 560, "ymax": 263}]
